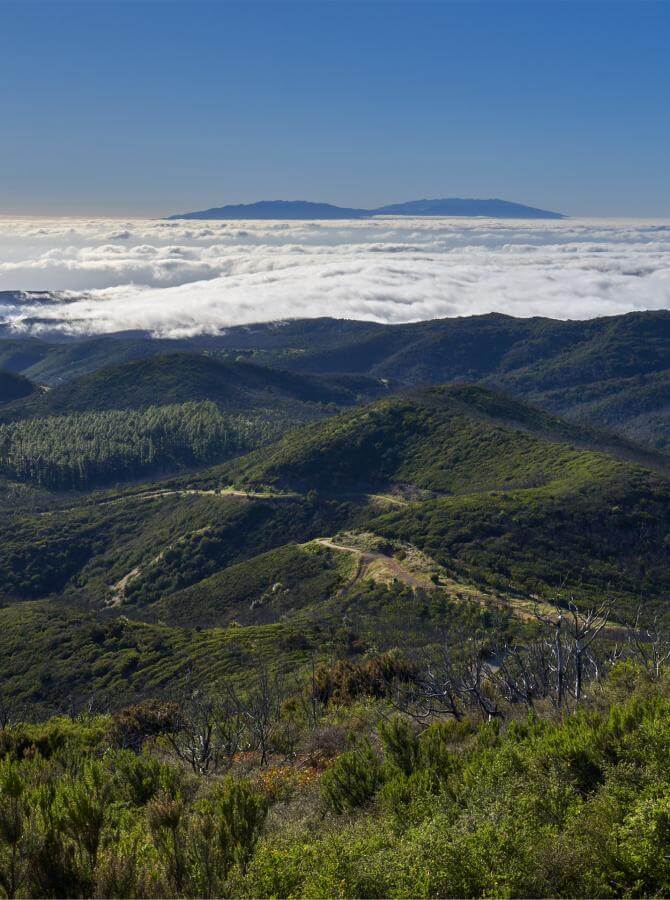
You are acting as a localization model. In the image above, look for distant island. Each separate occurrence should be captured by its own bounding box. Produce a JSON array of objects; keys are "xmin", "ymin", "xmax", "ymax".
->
[{"xmin": 167, "ymin": 198, "xmax": 565, "ymax": 220}]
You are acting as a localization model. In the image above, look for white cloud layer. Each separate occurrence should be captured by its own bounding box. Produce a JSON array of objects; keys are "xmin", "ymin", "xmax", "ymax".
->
[{"xmin": 0, "ymin": 216, "xmax": 669, "ymax": 338}]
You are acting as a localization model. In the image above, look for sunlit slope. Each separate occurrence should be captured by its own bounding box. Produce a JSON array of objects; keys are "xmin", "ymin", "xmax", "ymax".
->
[
  {"xmin": 209, "ymin": 384, "xmax": 670, "ymax": 602},
  {"xmin": 220, "ymin": 383, "xmax": 669, "ymax": 493}
]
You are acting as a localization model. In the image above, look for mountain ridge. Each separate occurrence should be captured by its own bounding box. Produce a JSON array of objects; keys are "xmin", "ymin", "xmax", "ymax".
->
[
  {"xmin": 167, "ymin": 197, "xmax": 565, "ymax": 220},
  {"xmin": 1, "ymin": 310, "xmax": 669, "ymax": 452}
]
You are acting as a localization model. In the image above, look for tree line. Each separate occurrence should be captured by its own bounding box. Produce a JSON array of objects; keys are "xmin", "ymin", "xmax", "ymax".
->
[{"xmin": 0, "ymin": 402, "xmax": 283, "ymax": 490}]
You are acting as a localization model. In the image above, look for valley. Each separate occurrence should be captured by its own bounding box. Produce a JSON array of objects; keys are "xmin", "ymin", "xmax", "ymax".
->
[{"xmin": 1, "ymin": 316, "xmax": 670, "ymax": 710}]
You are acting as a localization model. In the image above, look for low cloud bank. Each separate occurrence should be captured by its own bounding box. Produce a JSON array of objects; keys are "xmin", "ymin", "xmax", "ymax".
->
[{"xmin": 0, "ymin": 217, "xmax": 669, "ymax": 337}]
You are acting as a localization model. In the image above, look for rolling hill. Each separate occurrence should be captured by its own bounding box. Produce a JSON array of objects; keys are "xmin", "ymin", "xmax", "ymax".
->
[
  {"xmin": 3, "ymin": 311, "xmax": 669, "ymax": 458},
  {"xmin": 192, "ymin": 311, "xmax": 670, "ymax": 453},
  {"xmin": 218, "ymin": 383, "xmax": 670, "ymax": 492},
  {"xmin": 5, "ymin": 383, "xmax": 668, "ymax": 611},
  {"xmin": 0, "ymin": 354, "xmax": 389, "ymax": 490},
  {"xmin": 192, "ymin": 384, "xmax": 670, "ymax": 605},
  {"xmin": 1, "ymin": 378, "xmax": 670, "ymax": 712},
  {"xmin": 0, "ymin": 352, "xmax": 387, "ymax": 420}
]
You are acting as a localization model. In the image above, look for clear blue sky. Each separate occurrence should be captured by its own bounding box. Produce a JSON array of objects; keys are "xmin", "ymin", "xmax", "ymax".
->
[{"xmin": 2, "ymin": 0, "xmax": 669, "ymax": 217}]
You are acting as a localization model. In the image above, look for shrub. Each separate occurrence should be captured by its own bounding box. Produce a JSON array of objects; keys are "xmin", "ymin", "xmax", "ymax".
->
[
  {"xmin": 112, "ymin": 751, "xmax": 163, "ymax": 807},
  {"xmin": 109, "ymin": 700, "xmax": 180, "ymax": 753},
  {"xmin": 0, "ymin": 760, "xmax": 27, "ymax": 898},
  {"xmin": 313, "ymin": 650, "xmax": 418, "ymax": 706},
  {"xmin": 379, "ymin": 716, "xmax": 420, "ymax": 776},
  {"xmin": 146, "ymin": 792, "xmax": 187, "ymax": 894},
  {"xmin": 321, "ymin": 741, "xmax": 383, "ymax": 813}
]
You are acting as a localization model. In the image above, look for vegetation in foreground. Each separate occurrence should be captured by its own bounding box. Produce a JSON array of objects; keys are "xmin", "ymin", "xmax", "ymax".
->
[{"xmin": 1, "ymin": 610, "xmax": 670, "ymax": 899}]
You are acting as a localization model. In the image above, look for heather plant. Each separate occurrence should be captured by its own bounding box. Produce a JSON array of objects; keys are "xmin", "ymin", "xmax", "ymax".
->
[
  {"xmin": 0, "ymin": 761, "xmax": 27, "ymax": 899},
  {"xmin": 379, "ymin": 716, "xmax": 420, "ymax": 776},
  {"xmin": 0, "ymin": 664, "xmax": 666, "ymax": 897},
  {"xmin": 321, "ymin": 740, "xmax": 383, "ymax": 813}
]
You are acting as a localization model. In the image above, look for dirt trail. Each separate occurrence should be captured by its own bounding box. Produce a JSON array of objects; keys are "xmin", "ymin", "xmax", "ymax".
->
[
  {"xmin": 134, "ymin": 486, "xmax": 300, "ymax": 503},
  {"xmin": 107, "ymin": 527, "xmax": 211, "ymax": 607},
  {"xmin": 42, "ymin": 486, "xmax": 300, "ymax": 517},
  {"xmin": 313, "ymin": 537, "xmax": 435, "ymax": 590},
  {"xmin": 312, "ymin": 535, "xmax": 551, "ymax": 623},
  {"xmin": 364, "ymin": 493, "xmax": 408, "ymax": 507},
  {"xmin": 108, "ymin": 566, "xmax": 141, "ymax": 607},
  {"xmin": 41, "ymin": 485, "xmax": 406, "ymax": 519}
]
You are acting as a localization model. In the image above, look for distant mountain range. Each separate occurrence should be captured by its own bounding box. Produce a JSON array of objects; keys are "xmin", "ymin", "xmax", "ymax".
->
[{"xmin": 167, "ymin": 198, "xmax": 565, "ymax": 220}]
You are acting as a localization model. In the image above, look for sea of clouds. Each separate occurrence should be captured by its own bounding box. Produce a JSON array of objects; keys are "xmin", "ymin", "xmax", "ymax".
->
[{"xmin": 0, "ymin": 217, "xmax": 669, "ymax": 338}]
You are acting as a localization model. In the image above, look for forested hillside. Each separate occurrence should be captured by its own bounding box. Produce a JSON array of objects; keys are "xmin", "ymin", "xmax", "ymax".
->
[
  {"xmin": 2, "ymin": 383, "xmax": 669, "ymax": 659},
  {"xmin": 0, "ymin": 402, "xmax": 273, "ymax": 490},
  {"xmin": 0, "ymin": 353, "xmax": 386, "ymax": 422},
  {"xmin": 0, "ymin": 355, "xmax": 388, "ymax": 490}
]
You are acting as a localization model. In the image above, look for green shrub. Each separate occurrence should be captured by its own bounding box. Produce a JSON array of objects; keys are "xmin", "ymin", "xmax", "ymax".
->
[
  {"xmin": 0, "ymin": 760, "xmax": 27, "ymax": 898},
  {"xmin": 191, "ymin": 776, "xmax": 268, "ymax": 894},
  {"xmin": 379, "ymin": 715, "xmax": 420, "ymax": 776},
  {"xmin": 322, "ymin": 741, "xmax": 383, "ymax": 813},
  {"xmin": 112, "ymin": 751, "xmax": 163, "ymax": 807}
]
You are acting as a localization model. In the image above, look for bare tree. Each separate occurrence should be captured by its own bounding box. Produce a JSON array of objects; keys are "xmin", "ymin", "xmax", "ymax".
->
[
  {"xmin": 531, "ymin": 597, "xmax": 612, "ymax": 707},
  {"xmin": 401, "ymin": 635, "xmax": 501, "ymax": 722},
  {"xmin": 293, "ymin": 651, "xmax": 326, "ymax": 732},
  {"xmin": 241, "ymin": 658, "xmax": 288, "ymax": 765},
  {"xmin": 624, "ymin": 605, "xmax": 670, "ymax": 680},
  {"xmin": 458, "ymin": 640, "xmax": 502, "ymax": 720},
  {"xmin": 0, "ymin": 694, "xmax": 28, "ymax": 730},
  {"xmin": 492, "ymin": 640, "xmax": 553, "ymax": 709},
  {"xmin": 408, "ymin": 641, "xmax": 466, "ymax": 721},
  {"xmin": 167, "ymin": 682, "xmax": 245, "ymax": 774},
  {"xmin": 532, "ymin": 601, "xmax": 568, "ymax": 707},
  {"xmin": 565, "ymin": 599, "xmax": 612, "ymax": 703}
]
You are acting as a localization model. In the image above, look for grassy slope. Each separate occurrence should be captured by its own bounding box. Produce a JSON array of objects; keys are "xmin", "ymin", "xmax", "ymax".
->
[
  {"xmin": 147, "ymin": 542, "xmax": 353, "ymax": 627},
  {"xmin": 201, "ymin": 384, "xmax": 670, "ymax": 605},
  {"xmin": 4, "ymin": 384, "xmax": 669, "ymax": 611},
  {"xmin": 0, "ymin": 487, "xmax": 357, "ymax": 604},
  {"xmin": 218, "ymin": 384, "xmax": 670, "ymax": 492},
  {"xmin": 199, "ymin": 312, "xmax": 670, "ymax": 451},
  {"xmin": 0, "ymin": 600, "xmax": 310, "ymax": 711}
]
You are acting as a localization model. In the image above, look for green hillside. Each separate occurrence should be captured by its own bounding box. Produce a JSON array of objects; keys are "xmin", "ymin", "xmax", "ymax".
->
[
  {"xmin": 196, "ymin": 384, "xmax": 670, "ymax": 606},
  {"xmin": 269, "ymin": 312, "xmax": 670, "ymax": 452},
  {"xmin": 3, "ymin": 383, "xmax": 667, "ymax": 618},
  {"xmin": 0, "ymin": 369, "xmax": 36, "ymax": 403},
  {"xmin": 3, "ymin": 311, "xmax": 670, "ymax": 450},
  {"xmin": 2, "ymin": 379, "xmax": 670, "ymax": 713},
  {"xmin": 145, "ymin": 541, "xmax": 352, "ymax": 627},
  {"xmin": 0, "ymin": 353, "xmax": 386, "ymax": 421},
  {"xmin": 0, "ymin": 354, "xmax": 388, "ymax": 489},
  {"xmin": 220, "ymin": 384, "xmax": 669, "ymax": 493},
  {"xmin": 0, "ymin": 402, "xmax": 262, "ymax": 490}
]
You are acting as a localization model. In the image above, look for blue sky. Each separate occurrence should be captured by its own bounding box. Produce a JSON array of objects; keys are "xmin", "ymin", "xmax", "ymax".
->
[{"xmin": 1, "ymin": 0, "xmax": 669, "ymax": 217}]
